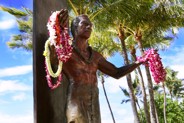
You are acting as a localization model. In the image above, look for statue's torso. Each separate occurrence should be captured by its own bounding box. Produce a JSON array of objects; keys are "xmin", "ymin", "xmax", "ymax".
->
[
  {"xmin": 63, "ymin": 49, "xmax": 102, "ymax": 123},
  {"xmin": 63, "ymin": 49, "xmax": 101, "ymax": 85}
]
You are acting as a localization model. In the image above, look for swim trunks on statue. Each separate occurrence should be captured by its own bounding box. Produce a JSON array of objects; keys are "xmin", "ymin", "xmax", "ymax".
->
[{"xmin": 66, "ymin": 83, "xmax": 101, "ymax": 123}]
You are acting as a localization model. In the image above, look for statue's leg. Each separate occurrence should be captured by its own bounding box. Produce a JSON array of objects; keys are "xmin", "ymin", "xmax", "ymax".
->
[
  {"xmin": 66, "ymin": 84, "xmax": 101, "ymax": 123},
  {"xmin": 66, "ymin": 101, "xmax": 85, "ymax": 123},
  {"xmin": 91, "ymin": 87, "xmax": 101, "ymax": 123}
]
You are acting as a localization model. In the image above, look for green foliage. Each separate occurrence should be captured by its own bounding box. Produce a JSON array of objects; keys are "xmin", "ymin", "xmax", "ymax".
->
[
  {"xmin": 0, "ymin": 6, "xmax": 27, "ymax": 17},
  {"xmin": 139, "ymin": 94, "xmax": 184, "ymax": 123},
  {"xmin": 120, "ymin": 75, "xmax": 142, "ymax": 104},
  {"xmin": 17, "ymin": 18, "xmax": 32, "ymax": 33},
  {"xmin": 141, "ymin": 67, "xmax": 184, "ymax": 123},
  {"xmin": 89, "ymin": 28, "xmax": 121, "ymax": 57},
  {"xmin": 156, "ymin": 95, "xmax": 184, "ymax": 123},
  {"xmin": 0, "ymin": 6, "xmax": 32, "ymax": 51},
  {"xmin": 68, "ymin": 0, "xmax": 142, "ymax": 57},
  {"xmin": 142, "ymin": 31, "xmax": 174, "ymax": 50},
  {"xmin": 2, "ymin": 0, "xmax": 184, "ymax": 53},
  {"xmin": 154, "ymin": 67, "xmax": 184, "ymax": 99},
  {"xmin": 164, "ymin": 67, "xmax": 184, "ymax": 100}
]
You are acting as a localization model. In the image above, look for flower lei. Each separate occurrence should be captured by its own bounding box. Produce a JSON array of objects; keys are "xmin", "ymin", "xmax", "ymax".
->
[
  {"xmin": 43, "ymin": 11, "xmax": 73, "ymax": 89},
  {"xmin": 137, "ymin": 49, "xmax": 166, "ymax": 84}
]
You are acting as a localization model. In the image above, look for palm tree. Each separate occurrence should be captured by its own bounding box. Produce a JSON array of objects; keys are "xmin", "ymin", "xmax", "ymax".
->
[
  {"xmin": 125, "ymin": 36, "xmax": 151, "ymax": 123},
  {"xmin": 99, "ymin": 72, "xmax": 116, "ymax": 123},
  {"xmin": 165, "ymin": 67, "xmax": 184, "ymax": 101},
  {"xmin": 0, "ymin": 6, "xmax": 33, "ymax": 51},
  {"xmin": 110, "ymin": 1, "xmax": 180, "ymax": 122},
  {"xmin": 120, "ymin": 75, "xmax": 143, "ymax": 122},
  {"xmin": 152, "ymin": 67, "xmax": 184, "ymax": 123},
  {"xmin": 126, "ymin": 1, "xmax": 184, "ymax": 123},
  {"xmin": 161, "ymin": 82, "xmax": 167, "ymax": 123}
]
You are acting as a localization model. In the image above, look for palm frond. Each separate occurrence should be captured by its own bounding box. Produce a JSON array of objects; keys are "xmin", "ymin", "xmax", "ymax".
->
[
  {"xmin": 0, "ymin": 6, "xmax": 27, "ymax": 18},
  {"xmin": 22, "ymin": 7, "xmax": 33, "ymax": 16},
  {"xmin": 68, "ymin": 0, "xmax": 79, "ymax": 15},
  {"xmin": 17, "ymin": 19, "xmax": 32, "ymax": 33},
  {"xmin": 89, "ymin": 28, "xmax": 121, "ymax": 57},
  {"xmin": 119, "ymin": 86, "xmax": 130, "ymax": 97},
  {"xmin": 121, "ymin": 99, "xmax": 131, "ymax": 104}
]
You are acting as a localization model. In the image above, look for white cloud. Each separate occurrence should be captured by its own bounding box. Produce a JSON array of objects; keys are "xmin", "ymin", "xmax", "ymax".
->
[
  {"xmin": 0, "ymin": 19, "xmax": 16, "ymax": 30},
  {"xmin": 99, "ymin": 77, "xmax": 135, "ymax": 123},
  {"xmin": 99, "ymin": 72, "xmax": 138, "ymax": 94},
  {"xmin": 0, "ymin": 112, "xmax": 33, "ymax": 123},
  {"xmin": 170, "ymin": 65, "xmax": 184, "ymax": 79},
  {"xmin": 0, "ymin": 65, "xmax": 32, "ymax": 78},
  {"xmin": 12, "ymin": 92, "xmax": 26, "ymax": 101},
  {"xmin": 0, "ymin": 11, "xmax": 17, "ymax": 30},
  {"xmin": 162, "ymin": 47, "xmax": 184, "ymax": 65},
  {"xmin": 161, "ymin": 46, "xmax": 184, "ymax": 79},
  {"xmin": 0, "ymin": 80, "xmax": 31, "ymax": 93},
  {"xmin": 100, "ymin": 99, "xmax": 134, "ymax": 123},
  {"xmin": 0, "ymin": 99, "xmax": 9, "ymax": 104}
]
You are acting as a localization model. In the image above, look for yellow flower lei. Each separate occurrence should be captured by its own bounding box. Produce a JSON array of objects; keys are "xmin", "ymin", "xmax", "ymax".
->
[{"xmin": 43, "ymin": 39, "xmax": 63, "ymax": 78}]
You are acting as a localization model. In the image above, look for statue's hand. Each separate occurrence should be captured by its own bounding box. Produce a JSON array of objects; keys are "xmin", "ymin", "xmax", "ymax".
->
[
  {"xmin": 135, "ymin": 61, "xmax": 142, "ymax": 65},
  {"xmin": 49, "ymin": 45, "xmax": 59, "ymax": 65},
  {"xmin": 59, "ymin": 9, "xmax": 69, "ymax": 29}
]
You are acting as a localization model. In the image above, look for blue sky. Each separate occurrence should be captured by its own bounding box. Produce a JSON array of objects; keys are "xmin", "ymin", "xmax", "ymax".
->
[{"xmin": 0, "ymin": 1, "xmax": 184, "ymax": 123}]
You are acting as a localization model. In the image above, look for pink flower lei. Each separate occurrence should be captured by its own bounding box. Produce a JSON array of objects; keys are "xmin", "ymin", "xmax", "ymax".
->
[
  {"xmin": 43, "ymin": 11, "xmax": 73, "ymax": 89},
  {"xmin": 137, "ymin": 49, "xmax": 166, "ymax": 84}
]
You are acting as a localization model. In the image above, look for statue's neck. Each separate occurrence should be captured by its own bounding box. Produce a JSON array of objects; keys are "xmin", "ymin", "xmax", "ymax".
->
[{"xmin": 73, "ymin": 37, "xmax": 89, "ymax": 52}]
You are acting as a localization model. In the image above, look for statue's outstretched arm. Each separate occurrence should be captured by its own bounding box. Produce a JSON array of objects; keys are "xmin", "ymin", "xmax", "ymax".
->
[{"xmin": 98, "ymin": 55, "xmax": 141, "ymax": 79}]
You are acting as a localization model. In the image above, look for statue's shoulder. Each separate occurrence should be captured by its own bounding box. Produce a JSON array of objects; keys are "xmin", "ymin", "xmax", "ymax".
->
[
  {"xmin": 89, "ymin": 46, "xmax": 100, "ymax": 55},
  {"xmin": 89, "ymin": 46, "xmax": 104, "ymax": 63}
]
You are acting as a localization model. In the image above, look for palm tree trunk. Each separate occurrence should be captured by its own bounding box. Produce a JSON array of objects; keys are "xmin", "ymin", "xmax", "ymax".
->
[
  {"xmin": 101, "ymin": 75, "xmax": 116, "ymax": 123},
  {"xmin": 118, "ymin": 25, "xmax": 140, "ymax": 123},
  {"xmin": 145, "ymin": 66, "xmax": 158, "ymax": 123},
  {"xmin": 136, "ymin": 32, "xmax": 158, "ymax": 123},
  {"xmin": 131, "ymin": 49, "xmax": 151, "ymax": 123},
  {"xmin": 136, "ymin": 101, "xmax": 143, "ymax": 122},
  {"xmin": 155, "ymin": 107, "xmax": 160, "ymax": 123},
  {"xmin": 162, "ymin": 82, "xmax": 167, "ymax": 123}
]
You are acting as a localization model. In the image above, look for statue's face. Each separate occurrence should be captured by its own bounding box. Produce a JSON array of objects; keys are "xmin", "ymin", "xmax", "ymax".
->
[{"xmin": 76, "ymin": 16, "xmax": 93, "ymax": 39}]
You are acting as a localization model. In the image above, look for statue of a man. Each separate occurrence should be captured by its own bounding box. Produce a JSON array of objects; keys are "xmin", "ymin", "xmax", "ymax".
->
[{"xmin": 53, "ymin": 9, "xmax": 142, "ymax": 123}]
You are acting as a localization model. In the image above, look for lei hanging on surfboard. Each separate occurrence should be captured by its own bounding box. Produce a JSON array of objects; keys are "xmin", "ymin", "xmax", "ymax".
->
[{"xmin": 43, "ymin": 11, "xmax": 72, "ymax": 89}]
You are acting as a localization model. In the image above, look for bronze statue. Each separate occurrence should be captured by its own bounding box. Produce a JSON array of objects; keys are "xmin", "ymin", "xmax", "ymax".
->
[{"xmin": 52, "ymin": 9, "xmax": 142, "ymax": 123}]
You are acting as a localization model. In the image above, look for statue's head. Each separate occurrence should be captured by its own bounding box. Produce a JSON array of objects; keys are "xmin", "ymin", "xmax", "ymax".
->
[{"xmin": 71, "ymin": 14, "xmax": 92, "ymax": 39}]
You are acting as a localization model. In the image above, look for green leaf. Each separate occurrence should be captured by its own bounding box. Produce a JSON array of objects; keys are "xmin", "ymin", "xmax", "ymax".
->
[{"xmin": 0, "ymin": 6, "xmax": 27, "ymax": 18}]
